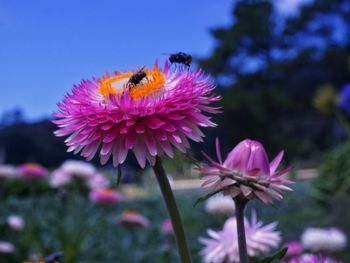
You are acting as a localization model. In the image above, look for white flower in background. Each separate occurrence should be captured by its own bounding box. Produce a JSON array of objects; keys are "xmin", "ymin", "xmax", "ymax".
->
[
  {"xmin": 199, "ymin": 212, "xmax": 281, "ymax": 263},
  {"xmin": 87, "ymin": 173, "xmax": 110, "ymax": 190},
  {"xmin": 0, "ymin": 165, "xmax": 18, "ymax": 180},
  {"xmin": 49, "ymin": 169, "xmax": 72, "ymax": 188},
  {"xmin": 60, "ymin": 160, "xmax": 96, "ymax": 179},
  {"xmin": 0, "ymin": 241, "xmax": 15, "ymax": 254},
  {"xmin": 301, "ymin": 227, "xmax": 347, "ymax": 252},
  {"xmin": 7, "ymin": 215, "xmax": 25, "ymax": 231},
  {"xmin": 205, "ymin": 194, "xmax": 235, "ymax": 215}
]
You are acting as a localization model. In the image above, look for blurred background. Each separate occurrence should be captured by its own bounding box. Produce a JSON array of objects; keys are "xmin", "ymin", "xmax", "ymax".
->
[{"xmin": 1, "ymin": 0, "xmax": 350, "ymax": 262}]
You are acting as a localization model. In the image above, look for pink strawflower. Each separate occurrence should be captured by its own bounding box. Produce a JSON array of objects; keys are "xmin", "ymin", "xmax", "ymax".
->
[
  {"xmin": 89, "ymin": 188, "xmax": 123, "ymax": 204},
  {"xmin": 199, "ymin": 212, "xmax": 281, "ymax": 263},
  {"xmin": 287, "ymin": 254, "xmax": 342, "ymax": 263},
  {"xmin": 50, "ymin": 169, "xmax": 72, "ymax": 187},
  {"xmin": 285, "ymin": 240, "xmax": 304, "ymax": 256},
  {"xmin": 199, "ymin": 138, "xmax": 293, "ymax": 204},
  {"xmin": 53, "ymin": 60, "xmax": 220, "ymax": 168},
  {"xmin": 116, "ymin": 210, "xmax": 150, "ymax": 228},
  {"xmin": 17, "ymin": 163, "xmax": 48, "ymax": 180},
  {"xmin": 161, "ymin": 218, "xmax": 173, "ymax": 234},
  {"xmin": 86, "ymin": 173, "xmax": 110, "ymax": 190}
]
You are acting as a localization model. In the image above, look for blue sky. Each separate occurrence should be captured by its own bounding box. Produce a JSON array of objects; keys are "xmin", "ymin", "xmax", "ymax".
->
[{"xmin": 0, "ymin": 0, "xmax": 233, "ymax": 120}]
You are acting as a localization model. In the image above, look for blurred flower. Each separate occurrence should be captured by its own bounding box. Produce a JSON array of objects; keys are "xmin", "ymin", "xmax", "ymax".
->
[
  {"xmin": 50, "ymin": 160, "xmax": 110, "ymax": 189},
  {"xmin": 199, "ymin": 212, "xmax": 281, "ymax": 263},
  {"xmin": 89, "ymin": 188, "xmax": 123, "ymax": 204},
  {"xmin": 54, "ymin": 60, "xmax": 220, "ymax": 168},
  {"xmin": 49, "ymin": 169, "xmax": 72, "ymax": 188},
  {"xmin": 338, "ymin": 83, "xmax": 350, "ymax": 117},
  {"xmin": 205, "ymin": 194, "xmax": 235, "ymax": 215},
  {"xmin": 313, "ymin": 84, "xmax": 337, "ymax": 114},
  {"xmin": 116, "ymin": 210, "xmax": 150, "ymax": 228},
  {"xmin": 288, "ymin": 254, "xmax": 342, "ymax": 263},
  {"xmin": 17, "ymin": 163, "xmax": 48, "ymax": 180},
  {"xmin": 284, "ymin": 240, "xmax": 304, "ymax": 256},
  {"xmin": 86, "ymin": 173, "xmax": 110, "ymax": 190},
  {"xmin": 200, "ymin": 139, "xmax": 293, "ymax": 204},
  {"xmin": 301, "ymin": 227, "xmax": 347, "ymax": 252},
  {"xmin": 60, "ymin": 160, "xmax": 96, "ymax": 179},
  {"xmin": 0, "ymin": 241, "xmax": 15, "ymax": 254},
  {"xmin": 161, "ymin": 218, "xmax": 173, "ymax": 234},
  {"xmin": 7, "ymin": 215, "xmax": 25, "ymax": 231},
  {"xmin": 0, "ymin": 165, "xmax": 18, "ymax": 180}
]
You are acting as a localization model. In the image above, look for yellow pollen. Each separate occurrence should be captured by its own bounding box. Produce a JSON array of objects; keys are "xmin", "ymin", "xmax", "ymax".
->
[{"xmin": 98, "ymin": 65, "xmax": 166, "ymax": 100}]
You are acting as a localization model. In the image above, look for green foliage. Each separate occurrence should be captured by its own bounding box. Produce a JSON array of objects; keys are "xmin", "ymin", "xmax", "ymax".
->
[
  {"xmin": 253, "ymin": 247, "xmax": 288, "ymax": 263},
  {"xmin": 313, "ymin": 140, "xmax": 350, "ymax": 207},
  {"xmin": 199, "ymin": 0, "xmax": 350, "ymax": 161}
]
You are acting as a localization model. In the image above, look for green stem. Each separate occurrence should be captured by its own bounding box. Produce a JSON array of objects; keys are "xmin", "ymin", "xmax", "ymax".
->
[
  {"xmin": 152, "ymin": 156, "xmax": 192, "ymax": 263},
  {"xmin": 234, "ymin": 198, "xmax": 248, "ymax": 263}
]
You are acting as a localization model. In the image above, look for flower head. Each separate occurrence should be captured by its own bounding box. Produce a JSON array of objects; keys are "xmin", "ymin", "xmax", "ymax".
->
[
  {"xmin": 89, "ymin": 188, "xmax": 123, "ymax": 204},
  {"xmin": 200, "ymin": 138, "xmax": 293, "ymax": 204},
  {"xmin": 199, "ymin": 212, "xmax": 281, "ymax": 263},
  {"xmin": 301, "ymin": 227, "xmax": 347, "ymax": 252},
  {"xmin": 0, "ymin": 241, "xmax": 15, "ymax": 254},
  {"xmin": 288, "ymin": 254, "xmax": 342, "ymax": 263},
  {"xmin": 284, "ymin": 240, "xmax": 304, "ymax": 256},
  {"xmin": 54, "ymin": 61, "xmax": 219, "ymax": 168},
  {"xmin": 17, "ymin": 163, "xmax": 48, "ymax": 180},
  {"xmin": 50, "ymin": 160, "xmax": 110, "ymax": 189},
  {"xmin": 205, "ymin": 194, "xmax": 235, "ymax": 215},
  {"xmin": 60, "ymin": 160, "xmax": 96, "ymax": 179},
  {"xmin": 116, "ymin": 210, "xmax": 150, "ymax": 228},
  {"xmin": 7, "ymin": 215, "xmax": 25, "ymax": 231},
  {"xmin": 0, "ymin": 165, "xmax": 18, "ymax": 180},
  {"xmin": 161, "ymin": 218, "xmax": 173, "ymax": 234}
]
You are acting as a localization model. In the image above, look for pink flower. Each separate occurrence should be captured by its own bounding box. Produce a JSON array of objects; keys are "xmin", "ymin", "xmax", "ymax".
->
[
  {"xmin": 199, "ymin": 212, "xmax": 281, "ymax": 263},
  {"xmin": 284, "ymin": 240, "xmax": 304, "ymax": 256},
  {"xmin": 89, "ymin": 189, "xmax": 123, "ymax": 204},
  {"xmin": 116, "ymin": 210, "xmax": 150, "ymax": 228},
  {"xmin": 87, "ymin": 173, "xmax": 110, "ymax": 190},
  {"xmin": 287, "ymin": 254, "xmax": 342, "ymax": 263},
  {"xmin": 199, "ymin": 138, "xmax": 293, "ymax": 204},
  {"xmin": 17, "ymin": 163, "xmax": 48, "ymax": 180},
  {"xmin": 53, "ymin": 60, "xmax": 220, "ymax": 168},
  {"xmin": 161, "ymin": 218, "xmax": 173, "ymax": 234}
]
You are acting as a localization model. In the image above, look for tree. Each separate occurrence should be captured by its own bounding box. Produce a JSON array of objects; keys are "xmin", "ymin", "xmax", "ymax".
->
[{"xmin": 199, "ymin": 0, "xmax": 350, "ymax": 161}]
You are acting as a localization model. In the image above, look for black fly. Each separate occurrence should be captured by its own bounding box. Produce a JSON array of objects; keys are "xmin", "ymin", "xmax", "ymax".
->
[
  {"xmin": 168, "ymin": 52, "xmax": 192, "ymax": 68},
  {"xmin": 127, "ymin": 67, "xmax": 147, "ymax": 89}
]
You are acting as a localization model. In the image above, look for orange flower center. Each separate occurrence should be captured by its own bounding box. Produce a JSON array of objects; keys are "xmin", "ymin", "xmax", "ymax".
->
[{"xmin": 98, "ymin": 65, "xmax": 166, "ymax": 100}]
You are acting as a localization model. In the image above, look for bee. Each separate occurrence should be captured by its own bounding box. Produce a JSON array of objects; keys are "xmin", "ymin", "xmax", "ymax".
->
[
  {"xmin": 127, "ymin": 67, "xmax": 147, "ymax": 88},
  {"xmin": 167, "ymin": 52, "xmax": 192, "ymax": 68}
]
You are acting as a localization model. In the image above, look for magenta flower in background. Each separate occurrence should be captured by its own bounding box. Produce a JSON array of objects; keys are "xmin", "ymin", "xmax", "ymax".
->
[
  {"xmin": 17, "ymin": 163, "xmax": 48, "ymax": 180},
  {"xmin": 199, "ymin": 212, "xmax": 281, "ymax": 263},
  {"xmin": 53, "ymin": 60, "xmax": 220, "ymax": 168},
  {"xmin": 301, "ymin": 227, "xmax": 347, "ymax": 252},
  {"xmin": 89, "ymin": 189, "xmax": 123, "ymax": 204},
  {"xmin": 161, "ymin": 218, "xmax": 174, "ymax": 235},
  {"xmin": 284, "ymin": 240, "xmax": 304, "ymax": 256},
  {"xmin": 200, "ymin": 138, "xmax": 293, "ymax": 204},
  {"xmin": 287, "ymin": 254, "xmax": 342, "ymax": 263},
  {"xmin": 116, "ymin": 210, "xmax": 150, "ymax": 228}
]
